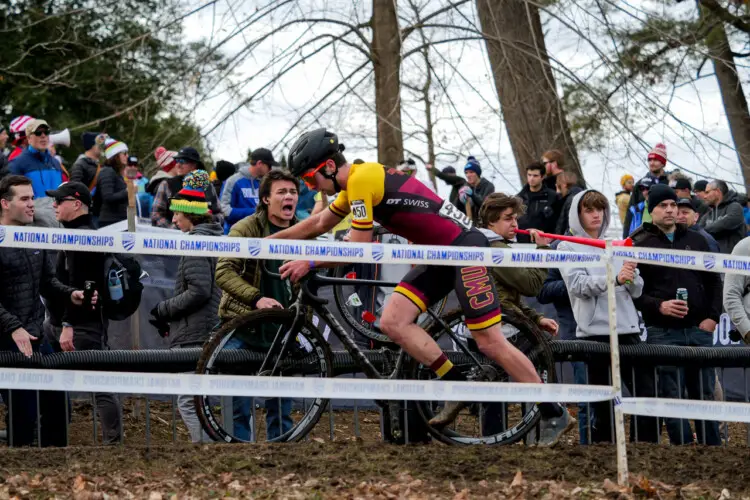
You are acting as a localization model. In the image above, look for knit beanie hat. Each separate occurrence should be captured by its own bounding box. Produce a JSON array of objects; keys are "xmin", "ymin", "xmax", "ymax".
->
[
  {"xmin": 648, "ymin": 184, "xmax": 677, "ymax": 211},
  {"xmin": 620, "ymin": 174, "xmax": 634, "ymax": 188},
  {"xmin": 154, "ymin": 146, "xmax": 177, "ymax": 172},
  {"xmin": 81, "ymin": 132, "xmax": 99, "ymax": 151},
  {"xmin": 442, "ymin": 166, "xmax": 456, "ymax": 175},
  {"xmin": 215, "ymin": 160, "xmax": 237, "ymax": 182},
  {"xmin": 10, "ymin": 115, "xmax": 33, "ymax": 144},
  {"xmin": 169, "ymin": 170, "xmax": 211, "ymax": 215},
  {"xmin": 648, "ymin": 143, "xmax": 667, "ymax": 165},
  {"xmin": 104, "ymin": 137, "xmax": 128, "ymax": 160},
  {"xmin": 464, "ymin": 159, "xmax": 481, "ymax": 177}
]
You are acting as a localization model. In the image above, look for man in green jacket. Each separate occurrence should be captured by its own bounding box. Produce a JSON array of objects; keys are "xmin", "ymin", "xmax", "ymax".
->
[
  {"xmin": 215, "ymin": 169, "xmax": 300, "ymax": 441},
  {"xmin": 478, "ymin": 193, "xmax": 574, "ymax": 446}
]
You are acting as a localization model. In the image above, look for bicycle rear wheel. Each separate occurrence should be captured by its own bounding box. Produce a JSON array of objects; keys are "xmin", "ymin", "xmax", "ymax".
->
[
  {"xmin": 195, "ymin": 309, "xmax": 332, "ymax": 443},
  {"xmin": 411, "ymin": 308, "xmax": 555, "ymax": 445},
  {"xmin": 332, "ymin": 263, "xmax": 447, "ymax": 343}
]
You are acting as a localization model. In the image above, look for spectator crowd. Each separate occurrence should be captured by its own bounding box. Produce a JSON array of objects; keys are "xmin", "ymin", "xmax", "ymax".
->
[{"xmin": 1, "ymin": 115, "xmax": 750, "ymax": 448}]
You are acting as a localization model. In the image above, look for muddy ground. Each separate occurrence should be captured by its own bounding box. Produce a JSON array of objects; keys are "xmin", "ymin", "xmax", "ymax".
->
[{"xmin": 0, "ymin": 400, "xmax": 749, "ymax": 498}]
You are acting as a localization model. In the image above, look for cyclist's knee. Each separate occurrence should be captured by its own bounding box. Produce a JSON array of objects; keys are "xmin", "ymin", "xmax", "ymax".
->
[
  {"xmin": 379, "ymin": 310, "xmax": 408, "ymax": 340},
  {"xmin": 472, "ymin": 327, "xmax": 509, "ymax": 355}
]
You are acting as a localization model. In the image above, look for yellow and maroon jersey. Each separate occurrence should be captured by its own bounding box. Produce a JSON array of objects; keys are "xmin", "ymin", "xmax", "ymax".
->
[{"xmin": 329, "ymin": 162, "xmax": 470, "ymax": 245}]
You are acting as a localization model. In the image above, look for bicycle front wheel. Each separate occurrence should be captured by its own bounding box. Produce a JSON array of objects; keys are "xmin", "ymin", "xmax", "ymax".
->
[
  {"xmin": 411, "ymin": 308, "xmax": 555, "ymax": 445},
  {"xmin": 195, "ymin": 309, "xmax": 333, "ymax": 443}
]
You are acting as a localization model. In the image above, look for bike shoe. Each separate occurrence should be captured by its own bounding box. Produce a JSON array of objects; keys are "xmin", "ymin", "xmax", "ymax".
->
[{"xmin": 535, "ymin": 409, "xmax": 576, "ymax": 447}]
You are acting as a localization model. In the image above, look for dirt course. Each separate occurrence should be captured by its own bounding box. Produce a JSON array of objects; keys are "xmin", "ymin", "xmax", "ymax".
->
[{"xmin": 1, "ymin": 400, "xmax": 750, "ymax": 498}]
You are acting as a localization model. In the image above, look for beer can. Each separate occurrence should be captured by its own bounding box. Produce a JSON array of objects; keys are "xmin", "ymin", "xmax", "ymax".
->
[{"xmin": 676, "ymin": 288, "xmax": 688, "ymax": 302}]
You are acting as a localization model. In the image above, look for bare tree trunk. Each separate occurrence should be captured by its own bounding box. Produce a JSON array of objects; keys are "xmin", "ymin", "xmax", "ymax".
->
[
  {"xmin": 371, "ymin": 0, "xmax": 404, "ymax": 167},
  {"xmin": 702, "ymin": 10, "xmax": 750, "ymax": 192},
  {"xmin": 476, "ymin": 0, "xmax": 583, "ymax": 184}
]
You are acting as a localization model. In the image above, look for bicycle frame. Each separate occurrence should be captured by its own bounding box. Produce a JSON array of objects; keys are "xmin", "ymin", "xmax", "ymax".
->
[{"xmin": 257, "ymin": 264, "xmax": 487, "ymax": 381}]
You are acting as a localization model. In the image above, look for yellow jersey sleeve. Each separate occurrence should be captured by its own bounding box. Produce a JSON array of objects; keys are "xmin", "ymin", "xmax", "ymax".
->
[
  {"xmin": 329, "ymin": 190, "xmax": 349, "ymax": 219},
  {"xmin": 338, "ymin": 163, "xmax": 385, "ymax": 231}
]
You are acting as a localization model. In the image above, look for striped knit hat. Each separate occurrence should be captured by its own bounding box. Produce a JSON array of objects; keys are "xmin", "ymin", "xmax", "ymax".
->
[
  {"xmin": 10, "ymin": 115, "xmax": 34, "ymax": 144},
  {"xmin": 154, "ymin": 146, "xmax": 177, "ymax": 172},
  {"xmin": 104, "ymin": 137, "xmax": 128, "ymax": 160},
  {"xmin": 169, "ymin": 170, "xmax": 211, "ymax": 215}
]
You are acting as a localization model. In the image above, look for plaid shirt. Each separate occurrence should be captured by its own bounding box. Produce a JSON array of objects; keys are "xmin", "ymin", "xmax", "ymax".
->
[{"xmin": 151, "ymin": 180, "xmax": 174, "ymax": 228}]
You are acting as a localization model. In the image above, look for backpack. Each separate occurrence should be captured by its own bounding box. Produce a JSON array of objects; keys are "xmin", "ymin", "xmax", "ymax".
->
[{"xmin": 101, "ymin": 254, "xmax": 144, "ymax": 321}]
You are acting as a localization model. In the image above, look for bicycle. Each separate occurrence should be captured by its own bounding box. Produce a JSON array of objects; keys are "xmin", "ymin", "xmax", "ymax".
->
[{"xmin": 195, "ymin": 266, "xmax": 554, "ymax": 445}]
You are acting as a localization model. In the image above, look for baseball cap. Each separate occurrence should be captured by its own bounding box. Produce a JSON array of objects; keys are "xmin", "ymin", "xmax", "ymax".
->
[
  {"xmin": 250, "ymin": 148, "xmax": 280, "ymax": 167},
  {"xmin": 45, "ymin": 182, "xmax": 91, "ymax": 207},
  {"xmin": 25, "ymin": 119, "xmax": 50, "ymax": 136},
  {"xmin": 674, "ymin": 178, "xmax": 692, "ymax": 191},
  {"xmin": 694, "ymin": 180, "xmax": 708, "ymax": 193},
  {"xmin": 676, "ymin": 197, "xmax": 696, "ymax": 211}
]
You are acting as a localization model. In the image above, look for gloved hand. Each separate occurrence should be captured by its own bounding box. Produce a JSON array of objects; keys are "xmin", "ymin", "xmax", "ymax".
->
[
  {"xmin": 149, "ymin": 305, "xmax": 170, "ymax": 338},
  {"xmin": 458, "ymin": 186, "xmax": 473, "ymax": 204}
]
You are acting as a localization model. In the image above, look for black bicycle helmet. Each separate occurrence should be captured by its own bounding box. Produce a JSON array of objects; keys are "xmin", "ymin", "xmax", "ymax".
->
[{"xmin": 287, "ymin": 128, "xmax": 342, "ymax": 176}]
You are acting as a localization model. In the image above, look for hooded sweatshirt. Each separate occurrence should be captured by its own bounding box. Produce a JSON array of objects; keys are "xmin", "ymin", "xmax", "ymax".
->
[
  {"xmin": 220, "ymin": 163, "xmax": 260, "ymax": 233},
  {"xmin": 558, "ymin": 189, "xmax": 643, "ymax": 338}
]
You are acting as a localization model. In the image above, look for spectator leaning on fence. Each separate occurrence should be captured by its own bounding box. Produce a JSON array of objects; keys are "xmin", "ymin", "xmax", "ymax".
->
[
  {"xmin": 149, "ymin": 171, "xmax": 222, "ymax": 443},
  {"xmin": 699, "ymin": 179, "xmax": 745, "ymax": 254},
  {"xmin": 558, "ymin": 189, "xmax": 658, "ymax": 444},
  {"xmin": 517, "ymin": 162, "xmax": 559, "ymax": 243},
  {"xmin": 215, "ymin": 169, "xmax": 299, "ymax": 441},
  {"xmin": 631, "ymin": 184, "xmax": 722, "ymax": 446},
  {"xmin": 478, "ymin": 193, "xmax": 573, "ymax": 446},
  {"xmin": 0, "ymin": 175, "xmax": 92, "ymax": 446},
  {"xmin": 723, "ymin": 235, "xmax": 750, "ymax": 345},
  {"xmin": 45, "ymin": 181, "xmax": 122, "ymax": 444},
  {"xmin": 220, "ymin": 148, "xmax": 278, "ymax": 233}
]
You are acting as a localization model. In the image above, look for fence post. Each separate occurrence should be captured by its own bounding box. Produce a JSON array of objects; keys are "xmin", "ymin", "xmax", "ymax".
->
[{"xmin": 606, "ymin": 240, "xmax": 629, "ymax": 485}]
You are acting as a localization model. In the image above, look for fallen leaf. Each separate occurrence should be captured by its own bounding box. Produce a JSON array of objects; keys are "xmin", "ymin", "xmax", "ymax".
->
[
  {"xmin": 312, "ymin": 437, "xmax": 324, "ymax": 444},
  {"xmin": 720, "ymin": 489, "xmax": 731, "ymax": 500},
  {"xmin": 511, "ymin": 471, "xmax": 524, "ymax": 488},
  {"xmin": 228, "ymin": 480, "xmax": 242, "ymax": 492},
  {"xmin": 74, "ymin": 475, "xmax": 87, "ymax": 492},
  {"xmin": 147, "ymin": 493, "xmax": 162, "ymax": 500}
]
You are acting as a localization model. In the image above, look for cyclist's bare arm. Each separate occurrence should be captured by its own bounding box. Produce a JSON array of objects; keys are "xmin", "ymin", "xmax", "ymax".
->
[{"xmin": 267, "ymin": 208, "xmax": 341, "ymax": 240}]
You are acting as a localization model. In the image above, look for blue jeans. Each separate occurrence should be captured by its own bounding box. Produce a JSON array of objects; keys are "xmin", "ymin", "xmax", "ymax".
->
[
  {"xmin": 647, "ymin": 326, "xmax": 721, "ymax": 446},
  {"xmin": 225, "ymin": 337, "xmax": 293, "ymax": 441},
  {"xmin": 573, "ymin": 362, "xmax": 591, "ymax": 445}
]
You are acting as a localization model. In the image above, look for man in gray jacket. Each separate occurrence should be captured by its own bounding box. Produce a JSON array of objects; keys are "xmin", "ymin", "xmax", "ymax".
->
[
  {"xmin": 699, "ymin": 180, "xmax": 745, "ymax": 253},
  {"xmin": 558, "ymin": 189, "xmax": 657, "ymax": 443},
  {"xmin": 724, "ymin": 236, "xmax": 750, "ymax": 344}
]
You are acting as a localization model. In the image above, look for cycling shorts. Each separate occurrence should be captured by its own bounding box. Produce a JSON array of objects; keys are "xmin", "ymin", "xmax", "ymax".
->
[{"xmin": 394, "ymin": 229, "xmax": 502, "ymax": 331}]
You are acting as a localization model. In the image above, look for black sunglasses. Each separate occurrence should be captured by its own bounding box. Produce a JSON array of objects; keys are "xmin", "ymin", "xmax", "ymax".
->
[{"xmin": 32, "ymin": 129, "xmax": 50, "ymax": 137}]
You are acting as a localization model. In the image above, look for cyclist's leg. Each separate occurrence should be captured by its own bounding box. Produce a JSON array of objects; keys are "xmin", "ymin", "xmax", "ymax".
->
[{"xmin": 380, "ymin": 265, "xmax": 456, "ymax": 373}]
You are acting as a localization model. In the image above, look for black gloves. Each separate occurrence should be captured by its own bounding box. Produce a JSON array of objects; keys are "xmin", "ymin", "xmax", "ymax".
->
[{"xmin": 149, "ymin": 305, "xmax": 170, "ymax": 338}]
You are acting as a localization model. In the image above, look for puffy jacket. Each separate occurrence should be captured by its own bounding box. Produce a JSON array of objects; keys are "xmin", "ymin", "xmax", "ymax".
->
[
  {"xmin": 155, "ymin": 222, "xmax": 223, "ymax": 347},
  {"xmin": 699, "ymin": 191, "xmax": 746, "ymax": 254},
  {"xmin": 479, "ymin": 228, "xmax": 546, "ymax": 324},
  {"xmin": 0, "ymin": 244, "xmax": 75, "ymax": 340},
  {"xmin": 555, "ymin": 185, "xmax": 583, "ymax": 236},
  {"xmin": 54, "ymin": 214, "xmax": 108, "ymax": 328},
  {"xmin": 9, "ymin": 147, "xmax": 64, "ymax": 199},
  {"xmin": 516, "ymin": 184, "xmax": 559, "ymax": 242},
  {"xmin": 216, "ymin": 211, "xmax": 298, "ymax": 320},
  {"xmin": 95, "ymin": 165, "xmax": 128, "ymax": 225},
  {"xmin": 70, "ymin": 155, "xmax": 100, "ymax": 190},
  {"xmin": 631, "ymin": 222, "xmax": 722, "ymax": 329},
  {"xmin": 723, "ymin": 236, "xmax": 750, "ymax": 336},
  {"xmin": 559, "ymin": 190, "xmax": 644, "ymax": 338},
  {"xmin": 220, "ymin": 164, "xmax": 261, "ymax": 232}
]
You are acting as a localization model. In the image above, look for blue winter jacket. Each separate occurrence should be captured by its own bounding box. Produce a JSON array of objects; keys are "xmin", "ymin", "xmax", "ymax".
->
[
  {"xmin": 220, "ymin": 164, "xmax": 260, "ymax": 233},
  {"xmin": 9, "ymin": 147, "xmax": 64, "ymax": 199}
]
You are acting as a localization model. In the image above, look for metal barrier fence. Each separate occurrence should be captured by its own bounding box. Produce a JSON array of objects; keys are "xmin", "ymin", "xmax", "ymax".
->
[{"xmin": 0, "ymin": 342, "xmax": 748, "ymax": 447}]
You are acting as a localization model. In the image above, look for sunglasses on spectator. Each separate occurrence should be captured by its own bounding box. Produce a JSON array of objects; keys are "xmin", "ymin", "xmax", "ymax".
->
[
  {"xmin": 176, "ymin": 158, "xmax": 188, "ymax": 164},
  {"xmin": 32, "ymin": 129, "xmax": 50, "ymax": 137},
  {"xmin": 301, "ymin": 163, "xmax": 326, "ymax": 189},
  {"xmin": 54, "ymin": 197, "xmax": 78, "ymax": 204}
]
